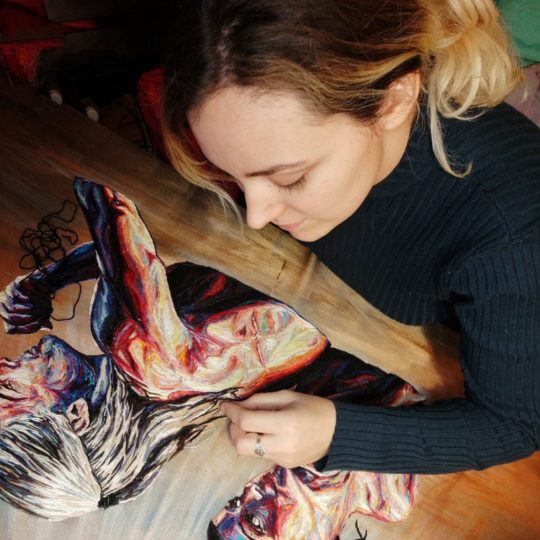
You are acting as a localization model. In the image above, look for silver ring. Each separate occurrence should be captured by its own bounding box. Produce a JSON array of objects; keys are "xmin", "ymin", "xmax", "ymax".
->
[{"xmin": 254, "ymin": 434, "xmax": 265, "ymax": 457}]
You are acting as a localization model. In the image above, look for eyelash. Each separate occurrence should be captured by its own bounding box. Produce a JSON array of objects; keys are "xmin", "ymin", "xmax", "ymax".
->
[{"xmin": 278, "ymin": 175, "xmax": 307, "ymax": 193}]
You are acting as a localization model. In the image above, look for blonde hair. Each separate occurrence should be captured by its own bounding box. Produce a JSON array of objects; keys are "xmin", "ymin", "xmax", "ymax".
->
[
  {"xmin": 163, "ymin": 0, "xmax": 521, "ymax": 203},
  {"xmin": 421, "ymin": 0, "xmax": 522, "ymax": 174}
]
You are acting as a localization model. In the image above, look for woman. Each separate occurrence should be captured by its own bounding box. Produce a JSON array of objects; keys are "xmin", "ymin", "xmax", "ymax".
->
[{"xmin": 162, "ymin": 0, "xmax": 540, "ymax": 473}]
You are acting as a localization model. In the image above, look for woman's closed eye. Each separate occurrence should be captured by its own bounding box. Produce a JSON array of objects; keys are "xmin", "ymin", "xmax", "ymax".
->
[{"xmin": 277, "ymin": 175, "xmax": 307, "ymax": 193}]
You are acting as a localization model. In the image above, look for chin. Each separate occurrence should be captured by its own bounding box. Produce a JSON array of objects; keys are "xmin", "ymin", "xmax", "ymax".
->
[{"xmin": 290, "ymin": 227, "xmax": 328, "ymax": 242}]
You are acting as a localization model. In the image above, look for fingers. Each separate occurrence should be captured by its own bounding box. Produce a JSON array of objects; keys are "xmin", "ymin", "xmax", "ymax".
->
[
  {"xmin": 229, "ymin": 424, "xmax": 276, "ymax": 461},
  {"xmin": 221, "ymin": 401, "xmax": 282, "ymax": 434},
  {"xmin": 0, "ymin": 299, "xmax": 33, "ymax": 317},
  {"xmin": 1, "ymin": 311, "xmax": 38, "ymax": 324},
  {"xmin": 0, "ymin": 277, "xmax": 53, "ymax": 334},
  {"xmin": 222, "ymin": 392, "xmax": 336, "ymax": 468},
  {"xmin": 5, "ymin": 320, "xmax": 52, "ymax": 334},
  {"xmin": 231, "ymin": 389, "xmax": 297, "ymax": 410},
  {"xmin": 0, "ymin": 300, "xmax": 51, "ymax": 321},
  {"xmin": 222, "ymin": 391, "xmax": 299, "ymax": 464},
  {"xmin": 0, "ymin": 287, "xmax": 31, "ymax": 311},
  {"xmin": 1, "ymin": 307, "xmax": 47, "ymax": 333},
  {"xmin": 5, "ymin": 277, "xmax": 30, "ymax": 301}
]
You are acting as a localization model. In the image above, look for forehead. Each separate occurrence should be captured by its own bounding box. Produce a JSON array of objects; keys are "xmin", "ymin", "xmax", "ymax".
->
[{"xmin": 188, "ymin": 86, "xmax": 325, "ymax": 177}]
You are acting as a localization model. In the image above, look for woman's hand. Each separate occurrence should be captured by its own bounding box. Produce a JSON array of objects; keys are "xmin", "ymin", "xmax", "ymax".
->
[
  {"xmin": 221, "ymin": 390, "xmax": 336, "ymax": 468},
  {"xmin": 0, "ymin": 275, "xmax": 54, "ymax": 334}
]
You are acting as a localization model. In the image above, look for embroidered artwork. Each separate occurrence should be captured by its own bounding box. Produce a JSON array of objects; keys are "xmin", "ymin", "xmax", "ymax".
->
[{"xmin": 0, "ymin": 180, "xmax": 420, "ymax": 537}]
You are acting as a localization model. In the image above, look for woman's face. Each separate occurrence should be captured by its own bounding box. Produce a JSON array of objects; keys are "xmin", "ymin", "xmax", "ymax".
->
[
  {"xmin": 0, "ymin": 335, "xmax": 98, "ymax": 425},
  {"xmin": 188, "ymin": 86, "xmax": 403, "ymax": 241}
]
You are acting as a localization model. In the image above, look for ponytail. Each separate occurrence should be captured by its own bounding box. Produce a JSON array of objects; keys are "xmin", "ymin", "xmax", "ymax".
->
[{"xmin": 422, "ymin": 0, "xmax": 522, "ymax": 174}]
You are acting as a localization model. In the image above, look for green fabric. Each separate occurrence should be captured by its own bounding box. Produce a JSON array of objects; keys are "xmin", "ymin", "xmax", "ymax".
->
[{"xmin": 497, "ymin": 0, "xmax": 540, "ymax": 65}]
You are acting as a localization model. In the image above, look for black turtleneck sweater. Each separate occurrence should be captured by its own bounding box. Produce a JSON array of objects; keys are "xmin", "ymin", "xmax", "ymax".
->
[{"xmin": 303, "ymin": 103, "xmax": 540, "ymax": 474}]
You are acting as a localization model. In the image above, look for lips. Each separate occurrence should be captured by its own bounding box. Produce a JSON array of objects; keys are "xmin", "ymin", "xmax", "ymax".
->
[{"xmin": 275, "ymin": 220, "xmax": 305, "ymax": 232}]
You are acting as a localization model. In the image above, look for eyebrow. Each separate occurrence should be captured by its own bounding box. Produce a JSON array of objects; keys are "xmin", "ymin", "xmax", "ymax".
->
[{"xmin": 244, "ymin": 161, "xmax": 307, "ymax": 178}]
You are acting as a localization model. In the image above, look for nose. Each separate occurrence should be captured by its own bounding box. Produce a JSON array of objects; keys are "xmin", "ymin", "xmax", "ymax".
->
[{"xmin": 243, "ymin": 183, "xmax": 284, "ymax": 230}]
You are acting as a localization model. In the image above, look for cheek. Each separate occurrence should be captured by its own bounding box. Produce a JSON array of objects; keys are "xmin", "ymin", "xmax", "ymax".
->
[
  {"xmin": 321, "ymin": 150, "xmax": 378, "ymax": 208},
  {"xmin": 15, "ymin": 365, "xmax": 47, "ymax": 392},
  {"xmin": 45, "ymin": 359, "xmax": 71, "ymax": 391},
  {"xmin": 294, "ymin": 172, "xmax": 355, "ymax": 217}
]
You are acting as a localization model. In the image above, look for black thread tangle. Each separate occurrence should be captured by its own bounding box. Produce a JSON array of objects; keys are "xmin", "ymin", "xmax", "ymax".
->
[{"xmin": 18, "ymin": 200, "xmax": 82, "ymax": 322}]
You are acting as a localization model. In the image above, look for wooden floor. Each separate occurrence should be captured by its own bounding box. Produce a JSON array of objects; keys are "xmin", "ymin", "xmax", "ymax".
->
[{"xmin": 0, "ymin": 87, "xmax": 539, "ymax": 539}]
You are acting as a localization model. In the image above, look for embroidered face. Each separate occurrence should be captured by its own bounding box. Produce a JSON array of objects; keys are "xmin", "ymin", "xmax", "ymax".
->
[
  {"xmin": 193, "ymin": 301, "xmax": 327, "ymax": 393},
  {"xmin": 209, "ymin": 466, "xmax": 349, "ymax": 539},
  {"xmin": 209, "ymin": 467, "xmax": 285, "ymax": 539},
  {"xmin": 0, "ymin": 335, "xmax": 101, "ymax": 429}
]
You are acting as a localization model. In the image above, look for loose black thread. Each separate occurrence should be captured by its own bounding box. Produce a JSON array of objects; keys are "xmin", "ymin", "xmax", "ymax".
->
[
  {"xmin": 18, "ymin": 200, "xmax": 82, "ymax": 322},
  {"xmin": 353, "ymin": 521, "xmax": 368, "ymax": 540}
]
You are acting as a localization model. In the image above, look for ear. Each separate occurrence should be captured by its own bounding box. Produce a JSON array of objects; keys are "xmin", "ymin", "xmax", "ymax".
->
[
  {"xmin": 377, "ymin": 71, "xmax": 421, "ymax": 131},
  {"xmin": 65, "ymin": 398, "xmax": 90, "ymax": 435}
]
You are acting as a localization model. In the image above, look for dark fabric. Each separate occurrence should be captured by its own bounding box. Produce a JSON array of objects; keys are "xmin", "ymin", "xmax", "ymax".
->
[{"xmin": 303, "ymin": 103, "xmax": 540, "ymax": 473}]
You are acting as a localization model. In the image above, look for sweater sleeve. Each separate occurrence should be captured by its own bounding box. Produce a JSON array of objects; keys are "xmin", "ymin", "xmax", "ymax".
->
[{"xmin": 321, "ymin": 239, "xmax": 540, "ymax": 474}]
